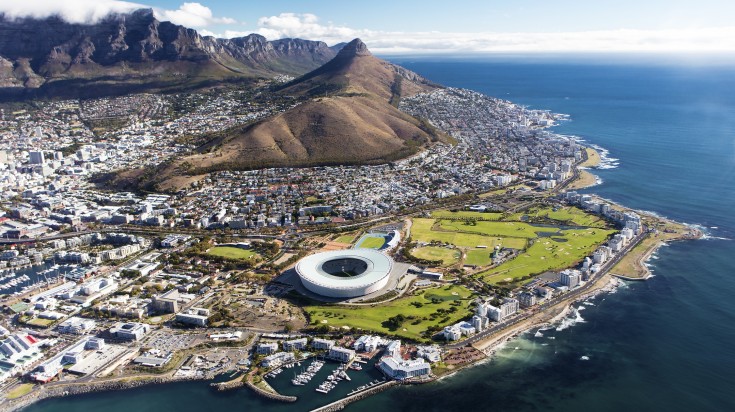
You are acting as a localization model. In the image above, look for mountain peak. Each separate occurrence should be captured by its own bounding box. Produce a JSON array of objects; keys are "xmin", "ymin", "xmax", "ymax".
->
[{"xmin": 337, "ymin": 38, "xmax": 371, "ymax": 57}]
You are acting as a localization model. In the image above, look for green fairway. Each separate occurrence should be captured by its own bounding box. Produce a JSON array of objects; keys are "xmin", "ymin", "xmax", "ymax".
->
[
  {"xmin": 525, "ymin": 206, "xmax": 608, "ymax": 228},
  {"xmin": 411, "ymin": 246, "xmax": 461, "ymax": 266},
  {"xmin": 207, "ymin": 246, "xmax": 259, "ymax": 260},
  {"xmin": 356, "ymin": 236, "xmax": 387, "ymax": 249},
  {"xmin": 477, "ymin": 228, "xmax": 615, "ymax": 284},
  {"xmin": 439, "ymin": 220, "xmax": 546, "ymax": 239},
  {"xmin": 334, "ymin": 234, "xmax": 356, "ymax": 244},
  {"xmin": 465, "ymin": 249, "xmax": 493, "ymax": 266},
  {"xmin": 432, "ymin": 210, "xmax": 503, "ymax": 220},
  {"xmin": 411, "ymin": 219, "xmax": 527, "ymax": 249},
  {"xmin": 306, "ymin": 285, "xmax": 475, "ymax": 342}
]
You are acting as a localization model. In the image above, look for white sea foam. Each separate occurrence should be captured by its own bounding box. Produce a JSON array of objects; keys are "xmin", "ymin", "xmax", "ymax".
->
[
  {"xmin": 688, "ymin": 224, "xmax": 731, "ymax": 241},
  {"xmin": 555, "ymin": 307, "xmax": 585, "ymax": 331},
  {"xmin": 582, "ymin": 301, "xmax": 595, "ymax": 306},
  {"xmin": 534, "ymin": 330, "xmax": 544, "ymax": 338}
]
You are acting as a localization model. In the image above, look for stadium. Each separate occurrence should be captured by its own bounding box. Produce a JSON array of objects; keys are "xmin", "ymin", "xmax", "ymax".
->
[{"xmin": 295, "ymin": 249, "xmax": 394, "ymax": 298}]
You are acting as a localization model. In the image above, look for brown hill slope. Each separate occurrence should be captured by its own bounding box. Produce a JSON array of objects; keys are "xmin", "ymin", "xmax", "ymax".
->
[{"xmin": 144, "ymin": 39, "xmax": 447, "ymax": 192}]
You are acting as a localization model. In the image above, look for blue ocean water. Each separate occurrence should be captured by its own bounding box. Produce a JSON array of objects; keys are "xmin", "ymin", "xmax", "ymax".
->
[{"xmin": 22, "ymin": 57, "xmax": 735, "ymax": 412}]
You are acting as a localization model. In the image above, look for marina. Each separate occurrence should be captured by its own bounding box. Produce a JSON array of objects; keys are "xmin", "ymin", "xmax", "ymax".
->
[
  {"xmin": 264, "ymin": 357, "xmax": 386, "ymax": 404},
  {"xmin": 0, "ymin": 262, "xmax": 75, "ymax": 295}
]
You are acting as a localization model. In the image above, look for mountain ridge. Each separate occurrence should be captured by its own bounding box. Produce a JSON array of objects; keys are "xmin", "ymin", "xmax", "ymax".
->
[
  {"xmin": 0, "ymin": 8, "xmax": 338, "ymax": 98},
  {"xmin": 134, "ymin": 38, "xmax": 449, "ymax": 191}
]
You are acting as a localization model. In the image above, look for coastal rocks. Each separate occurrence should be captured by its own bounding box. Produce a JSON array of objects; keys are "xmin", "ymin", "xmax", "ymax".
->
[
  {"xmin": 244, "ymin": 373, "xmax": 297, "ymax": 403},
  {"xmin": 311, "ymin": 381, "xmax": 399, "ymax": 412},
  {"xmin": 2, "ymin": 375, "xmax": 202, "ymax": 412}
]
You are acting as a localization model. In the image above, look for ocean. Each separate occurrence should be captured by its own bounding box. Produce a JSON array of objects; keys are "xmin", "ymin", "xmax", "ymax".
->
[{"xmin": 21, "ymin": 56, "xmax": 735, "ymax": 412}]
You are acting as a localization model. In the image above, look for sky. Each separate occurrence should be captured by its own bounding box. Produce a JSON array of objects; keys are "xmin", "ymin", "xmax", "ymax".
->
[{"xmin": 2, "ymin": 0, "xmax": 735, "ymax": 54}]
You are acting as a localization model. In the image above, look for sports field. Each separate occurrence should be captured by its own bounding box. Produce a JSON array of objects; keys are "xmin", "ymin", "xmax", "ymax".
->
[
  {"xmin": 334, "ymin": 234, "xmax": 357, "ymax": 244},
  {"xmin": 207, "ymin": 246, "xmax": 259, "ymax": 260},
  {"xmin": 306, "ymin": 285, "xmax": 474, "ymax": 341},
  {"xmin": 411, "ymin": 246, "xmax": 461, "ymax": 266},
  {"xmin": 464, "ymin": 249, "xmax": 493, "ymax": 266},
  {"xmin": 355, "ymin": 233, "xmax": 388, "ymax": 249},
  {"xmin": 411, "ymin": 218, "xmax": 528, "ymax": 249}
]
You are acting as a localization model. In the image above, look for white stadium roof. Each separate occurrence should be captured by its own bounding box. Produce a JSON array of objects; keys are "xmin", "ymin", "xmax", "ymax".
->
[{"xmin": 295, "ymin": 249, "xmax": 393, "ymax": 298}]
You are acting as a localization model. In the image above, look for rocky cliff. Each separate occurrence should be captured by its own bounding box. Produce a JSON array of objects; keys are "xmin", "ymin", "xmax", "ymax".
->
[{"xmin": 0, "ymin": 8, "xmax": 337, "ymax": 98}]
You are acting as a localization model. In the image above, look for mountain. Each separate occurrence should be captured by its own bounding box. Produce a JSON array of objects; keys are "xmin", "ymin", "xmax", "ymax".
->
[
  {"xmin": 0, "ymin": 9, "xmax": 337, "ymax": 99},
  {"xmin": 141, "ymin": 39, "xmax": 449, "ymax": 192}
]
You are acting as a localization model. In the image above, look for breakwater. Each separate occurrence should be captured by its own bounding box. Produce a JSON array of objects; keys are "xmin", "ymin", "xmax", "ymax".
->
[
  {"xmin": 3, "ymin": 376, "xmax": 202, "ymax": 412},
  {"xmin": 309, "ymin": 380, "xmax": 399, "ymax": 412}
]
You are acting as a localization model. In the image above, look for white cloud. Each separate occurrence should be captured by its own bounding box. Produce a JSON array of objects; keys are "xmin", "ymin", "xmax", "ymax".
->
[
  {"xmin": 253, "ymin": 12, "xmax": 735, "ymax": 53},
  {"xmin": 154, "ymin": 2, "xmax": 237, "ymax": 28},
  {"xmin": 2, "ymin": 4, "xmax": 734, "ymax": 53},
  {"xmin": 0, "ymin": 0, "xmax": 145, "ymax": 24},
  {"xmin": 256, "ymin": 13, "xmax": 365, "ymax": 44}
]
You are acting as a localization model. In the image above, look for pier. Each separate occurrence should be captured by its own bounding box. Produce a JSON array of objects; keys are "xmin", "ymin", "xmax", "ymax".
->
[{"xmin": 309, "ymin": 380, "xmax": 399, "ymax": 412}]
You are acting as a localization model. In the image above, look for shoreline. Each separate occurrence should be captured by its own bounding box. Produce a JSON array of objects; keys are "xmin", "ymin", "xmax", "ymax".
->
[{"xmin": 433, "ymin": 274, "xmax": 622, "ymax": 382}]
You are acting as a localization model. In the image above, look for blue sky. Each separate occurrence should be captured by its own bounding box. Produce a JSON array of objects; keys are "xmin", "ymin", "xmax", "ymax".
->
[
  {"xmin": 149, "ymin": 0, "xmax": 735, "ymax": 33},
  {"xmin": 3, "ymin": 0, "xmax": 735, "ymax": 53}
]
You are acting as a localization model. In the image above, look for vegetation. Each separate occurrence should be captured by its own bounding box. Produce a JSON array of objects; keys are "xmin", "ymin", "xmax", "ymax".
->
[
  {"xmin": 334, "ymin": 234, "xmax": 357, "ymax": 244},
  {"xmin": 305, "ymin": 285, "xmax": 474, "ymax": 342},
  {"xmin": 6, "ymin": 383, "xmax": 34, "ymax": 399},
  {"xmin": 464, "ymin": 249, "xmax": 493, "ymax": 266},
  {"xmin": 356, "ymin": 236, "xmax": 387, "ymax": 249},
  {"xmin": 411, "ymin": 218, "xmax": 527, "ymax": 249},
  {"xmin": 410, "ymin": 246, "xmax": 461, "ymax": 266},
  {"xmin": 207, "ymin": 246, "xmax": 259, "ymax": 260},
  {"xmin": 477, "ymin": 227, "xmax": 614, "ymax": 284}
]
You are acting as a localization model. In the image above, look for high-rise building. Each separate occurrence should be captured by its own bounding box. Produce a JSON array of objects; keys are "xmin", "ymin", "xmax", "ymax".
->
[
  {"xmin": 29, "ymin": 151, "xmax": 45, "ymax": 165},
  {"xmin": 560, "ymin": 270, "xmax": 582, "ymax": 288}
]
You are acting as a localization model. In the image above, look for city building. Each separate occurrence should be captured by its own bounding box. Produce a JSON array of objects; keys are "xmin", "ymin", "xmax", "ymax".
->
[
  {"xmin": 487, "ymin": 298, "xmax": 520, "ymax": 322},
  {"xmin": 256, "ymin": 342, "xmax": 278, "ymax": 355},
  {"xmin": 328, "ymin": 346, "xmax": 355, "ymax": 362},
  {"xmin": 282, "ymin": 337, "xmax": 308, "ymax": 352},
  {"xmin": 57, "ymin": 317, "xmax": 96, "ymax": 335},
  {"xmin": 377, "ymin": 356, "xmax": 431, "ymax": 380},
  {"xmin": 560, "ymin": 270, "xmax": 582, "ymax": 289},
  {"xmin": 109, "ymin": 322, "xmax": 150, "ymax": 341},
  {"xmin": 261, "ymin": 352, "xmax": 295, "ymax": 368},
  {"xmin": 311, "ymin": 338, "xmax": 335, "ymax": 350},
  {"xmin": 517, "ymin": 291, "xmax": 537, "ymax": 308},
  {"xmin": 175, "ymin": 308, "xmax": 210, "ymax": 327}
]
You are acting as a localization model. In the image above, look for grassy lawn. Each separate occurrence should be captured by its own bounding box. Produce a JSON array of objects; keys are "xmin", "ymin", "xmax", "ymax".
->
[
  {"xmin": 356, "ymin": 236, "xmax": 386, "ymax": 249},
  {"xmin": 525, "ymin": 206, "xmax": 607, "ymax": 228},
  {"xmin": 26, "ymin": 318, "xmax": 55, "ymax": 327},
  {"xmin": 609, "ymin": 235, "xmax": 655, "ymax": 278},
  {"xmin": 411, "ymin": 218, "xmax": 527, "ymax": 249},
  {"xmin": 432, "ymin": 210, "xmax": 503, "ymax": 220},
  {"xmin": 411, "ymin": 246, "xmax": 461, "ymax": 266},
  {"xmin": 478, "ymin": 228, "xmax": 615, "ymax": 284},
  {"xmin": 207, "ymin": 246, "xmax": 259, "ymax": 260},
  {"xmin": 6, "ymin": 383, "xmax": 34, "ymax": 399},
  {"xmin": 306, "ymin": 285, "xmax": 475, "ymax": 342},
  {"xmin": 439, "ymin": 220, "xmax": 545, "ymax": 239},
  {"xmin": 334, "ymin": 234, "xmax": 357, "ymax": 244},
  {"xmin": 465, "ymin": 249, "xmax": 493, "ymax": 266}
]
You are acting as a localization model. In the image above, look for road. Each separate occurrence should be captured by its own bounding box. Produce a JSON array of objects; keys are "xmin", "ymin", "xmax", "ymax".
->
[{"xmin": 447, "ymin": 229, "xmax": 647, "ymax": 349}]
